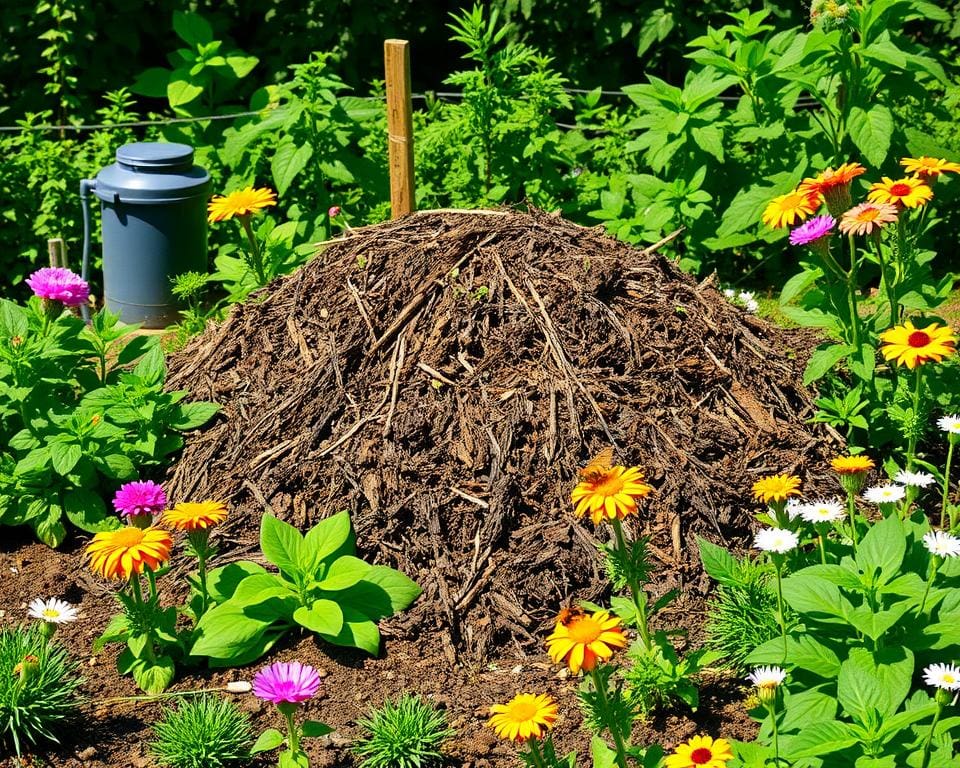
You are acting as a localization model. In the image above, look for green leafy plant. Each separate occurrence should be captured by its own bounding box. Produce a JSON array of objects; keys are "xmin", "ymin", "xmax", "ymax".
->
[
  {"xmin": 150, "ymin": 694, "xmax": 253, "ymax": 768},
  {"xmin": 622, "ymin": 635, "xmax": 716, "ymax": 718},
  {"xmin": 191, "ymin": 512, "xmax": 421, "ymax": 665},
  {"xmin": 354, "ymin": 694, "xmax": 454, "ymax": 768},
  {"xmin": 0, "ymin": 624, "xmax": 82, "ymax": 756}
]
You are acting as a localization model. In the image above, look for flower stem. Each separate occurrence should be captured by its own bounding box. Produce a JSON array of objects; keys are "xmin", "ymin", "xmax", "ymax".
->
[
  {"xmin": 907, "ymin": 366, "xmax": 924, "ymax": 471},
  {"xmin": 774, "ymin": 561, "xmax": 788, "ymax": 663},
  {"xmin": 769, "ymin": 702, "xmax": 781, "ymax": 767},
  {"xmin": 873, "ymin": 238, "xmax": 898, "ymax": 326},
  {"xmin": 846, "ymin": 489, "xmax": 859, "ymax": 555},
  {"xmin": 527, "ymin": 738, "xmax": 548, "ymax": 768},
  {"xmin": 239, "ymin": 214, "xmax": 266, "ymax": 286},
  {"xmin": 942, "ymin": 440, "xmax": 955, "ymax": 530},
  {"xmin": 818, "ymin": 532, "xmax": 827, "ymax": 565},
  {"xmin": 611, "ymin": 518, "xmax": 650, "ymax": 650},
  {"xmin": 919, "ymin": 702, "xmax": 943, "ymax": 768},
  {"xmin": 846, "ymin": 233, "xmax": 862, "ymax": 349},
  {"xmin": 918, "ymin": 556, "xmax": 940, "ymax": 617},
  {"xmin": 588, "ymin": 667, "xmax": 629, "ymax": 768},
  {"xmin": 282, "ymin": 705, "xmax": 300, "ymax": 755}
]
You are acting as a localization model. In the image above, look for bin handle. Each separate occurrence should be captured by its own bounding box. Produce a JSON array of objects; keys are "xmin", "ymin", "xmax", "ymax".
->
[{"xmin": 79, "ymin": 179, "xmax": 95, "ymax": 323}]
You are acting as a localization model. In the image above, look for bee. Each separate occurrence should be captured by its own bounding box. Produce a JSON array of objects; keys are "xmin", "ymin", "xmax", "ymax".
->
[
  {"xmin": 555, "ymin": 602, "xmax": 586, "ymax": 627},
  {"xmin": 578, "ymin": 447, "xmax": 614, "ymax": 483}
]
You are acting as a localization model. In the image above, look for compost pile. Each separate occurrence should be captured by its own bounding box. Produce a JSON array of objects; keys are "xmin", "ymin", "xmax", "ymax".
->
[{"xmin": 166, "ymin": 210, "xmax": 837, "ymax": 659}]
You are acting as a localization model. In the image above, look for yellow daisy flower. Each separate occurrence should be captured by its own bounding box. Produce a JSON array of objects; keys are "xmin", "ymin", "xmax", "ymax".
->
[
  {"xmin": 880, "ymin": 320, "xmax": 956, "ymax": 369},
  {"xmin": 900, "ymin": 156, "xmax": 960, "ymax": 179},
  {"xmin": 85, "ymin": 527, "xmax": 173, "ymax": 580},
  {"xmin": 487, "ymin": 693, "xmax": 558, "ymax": 742},
  {"xmin": 665, "ymin": 735, "xmax": 734, "ymax": 768},
  {"xmin": 571, "ymin": 461, "xmax": 652, "ymax": 525},
  {"xmin": 867, "ymin": 176, "xmax": 933, "ymax": 209},
  {"xmin": 761, "ymin": 189, "xmax": 818, "ymax": 229},
  {"xmin": 752, "ymin": 474, "xmax": 801, "ymax": 504},
  {"xmin": 207, "ymin": 186, "xmax": 277, "ymax": 223},
  {"xmin": 162, "ymin": 500, "xmax": 228, "ymax": 532},
  {"xmin": 545, "ymin": 609, "xmax": 627, "ymax": 675}
]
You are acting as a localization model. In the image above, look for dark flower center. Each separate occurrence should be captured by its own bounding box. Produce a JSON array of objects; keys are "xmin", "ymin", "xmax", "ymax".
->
[
  {"xmin": 690, "ymin": 747, "xmax": 713, "ymax": 764},
  {"xmin": 890, "ymin": 183, "xmax": 911, "ymax": 197},
  {"xmin": 908, "ymin": 331, "xmax": 932, "ymax": 348}
]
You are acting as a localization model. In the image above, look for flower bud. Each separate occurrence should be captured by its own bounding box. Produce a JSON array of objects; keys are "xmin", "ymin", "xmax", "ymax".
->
[
  {"xmin": 227, "ymin": 680, "xmax": 252, "ymax": 693},
  {"xmin": 328, "ymin": 206, "xmax": 341, "ymax": 218}
]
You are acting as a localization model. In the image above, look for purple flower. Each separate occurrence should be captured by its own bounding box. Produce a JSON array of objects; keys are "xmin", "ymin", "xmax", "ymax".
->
[
  {"xmin": 253, "ymin": 661, "xmax": 322, "ymax": 705},
  {"xmin": 328, "ymin": 205, "xmax": 341, "ymax": 218},
  {"xmin": 789, "ymin": 214, "xmax": 836, "ymax": 246},
  {"xmin": 113, "ymin": 480, "xmax": 167, "ymax": 519},
  {"xmin": 25, "ymin": 267, "xmax": 89, "ymax": 307}
]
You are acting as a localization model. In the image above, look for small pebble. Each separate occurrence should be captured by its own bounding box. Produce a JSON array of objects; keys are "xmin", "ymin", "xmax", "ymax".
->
[
  {"xmin": 511, "ymin": 664, "xmax": 523, "ymax": 674},
  {"xmin": 76, "ymin": 746, "xmax": 96, "ymax": 760}
]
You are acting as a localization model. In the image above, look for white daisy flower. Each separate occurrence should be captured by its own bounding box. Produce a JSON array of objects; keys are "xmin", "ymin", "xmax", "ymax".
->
[
  {"xmin": 738, "ymin": 291, "xmax": 759, "ymax": 313},
  {"xmin": 27, "ymin": 597, "xmax": 78, "ymax": 625},
  {"xmin": 924, "ymin": 662, "xmax": 960, "ymax": 691},
  {"xmin": 938, "ymin": 415, "xmax": 960, "ymax": 435},
  {"xmin": 894, "ymin": 470, "xmax": 936, "ymax": 488},
  {"xmin": 800, "ymin": 498, "xmax": 845, "ymax": 524},
  {"xmin": 753, "ymin": 527, "xmax": 799, "ymax": 554},
  {"xmin": 723, "ymin": 288, "xmax": 735, "ymax": 298},
  {"xmin": 863, "ymin": 484, "xmax": 906, "ymax": 504},
  {"xmin": 923, "ymin": 530, "xmax": 960, "ymax": 559},
  {"xmin": 786, "ymin": 498, "xmax": 805, "ymax": 520},
  {"xmin": 747, "ymin": 665, "xmax": 787, "ymax": 689}
]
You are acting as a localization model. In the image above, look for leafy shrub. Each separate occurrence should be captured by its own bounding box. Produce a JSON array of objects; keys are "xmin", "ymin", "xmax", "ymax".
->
[
  {"xmin": 149, "ymin": 694, "xmax": 253, "ymax": 768},
  {"xmin": 354, "ymin": 695, "xmax": 454, "ymax": 768},
  {"xmin": 0, "ymin": 624, "xmax": 82, "ymax": 756},
  {"xmin": 191, "ymin": 512, "xmax": 421, "ymax": 664}
]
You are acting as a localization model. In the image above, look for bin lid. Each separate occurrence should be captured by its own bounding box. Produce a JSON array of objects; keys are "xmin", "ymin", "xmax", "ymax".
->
[{"xmin": 93, "ymin": 142, "xmax": 211, "ymax": 204}]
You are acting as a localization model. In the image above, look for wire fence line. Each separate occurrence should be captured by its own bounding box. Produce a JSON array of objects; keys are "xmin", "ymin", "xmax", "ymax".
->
[{"xmin": 0, "ymin": 87, "xmax": 821, "ymax": 134}]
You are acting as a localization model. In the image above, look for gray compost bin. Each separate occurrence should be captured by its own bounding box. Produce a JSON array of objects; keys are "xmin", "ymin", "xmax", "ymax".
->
[{"xmin": 82, "ymin": 143, "xmax": 210, "ymax": 328}]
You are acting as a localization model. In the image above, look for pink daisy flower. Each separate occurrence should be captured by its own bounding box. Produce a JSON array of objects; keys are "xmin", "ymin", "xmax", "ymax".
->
[
  {"xmin": 113, "ymin": 480, "xmax": 167, "ymax": 519},
  {"xmin": 789, "ymin": 214, "xmax": 836, "ymax": 246},
  {"xmin": 26, "ymin": 267, "xmax": 89, "ymax": 307},
  {"xmin": 253, "ymin": 661, "xmax": 322, "ymax": 705}
]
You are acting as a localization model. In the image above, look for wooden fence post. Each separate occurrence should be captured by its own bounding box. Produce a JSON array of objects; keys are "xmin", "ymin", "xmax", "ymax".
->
[
  {"xmin": 384, "ymin": 39, "xmax": 415, "ymax": 218},
  {"xmin": 47, "ymin": 237, "xmax": 68, "ymax": 269}
]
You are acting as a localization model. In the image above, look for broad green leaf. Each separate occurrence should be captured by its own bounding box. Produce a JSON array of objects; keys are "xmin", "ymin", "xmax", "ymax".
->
[
  {"xmin": 319, "ymin": 606, "xmax": 380, "ymax": 654},
  {"xmin": 191, "ymin": 602, "xmax": 280, "ymax": 660},
  {"xmin": 744, "ymin": 634, "xmax": 841, "ymax": 678},
  {"xmin": 173, "ymin": 11, "xmax": 213, "ymax": 46},
  {"xmin": 781, "ymin": 573, "xmax": 849, "ymax": 622},
  {"xmin": 206, "ymin": 561, "xmax": 268, "ymax": 602},
  {"xmin": 334, "ymin": 565, "xmax": 422, "ymax": 621},
  {"xmin": 302, "ymin": 510, "xmax": 355, "ymax": 571},
  {"xmin": 64, "ymin": 489, "xmax": 116, "ymax": 532},
  {"xmin": 251, "ymin": 728, "xmax": 285, "ymax": 754},
  {"xmin": 130, "ymin": 67, "xmax": 170, "ymax": 98},
  {"xmin": 778, "ymin": 688, "xmax": 837, "ymax": 733},
  {"xmin": 314, "ymin": 555, "xmax": 371, "ymax": 591},
  {"xmin": 167, "ymin": 77, "xmax": 204, "ymax": 108},
  {"xmin": 50, "ymin": 441, "xmax": 81, "ymax": 476},
  {"xmin": 272, "ymin": 140, "xmax": 314, "ymax": 197},
  {"xmin": 838, "ymin": 647, "xmax": 913, "ymax": 720},
  {"xmin": 804, "ymin": 343, "xmax": 855, "ymax": 385},
  {"xmin": 856, "ymin": 513, "xmax": 905, "ymax": 586},
  {"xmin": 231, "ymin": 574, "xmax": 296, "ymax": 607},
  {"xmin": 260, "ymin": 514, "xmax": 304, "ymax": 576},
  {"xmin": 301, "ymin": 721, "xmax": 334, "ymax": 738},
  {"xmin": 847, "ymin": 104, "xmax": 893, "ymax": 167},
  {"xmin": 696, "ymin": 537, "xmax": 738, "ymax": 586},
  {"xmin": 781, "ymin": 720, "xmax": 860, "ymax": 758},
  {"xmin": 691, "ymin": 125, "xmax": 724, "ymax": 162},
  {"xmin": 15, "ymin": 446, "xmax": 51, "ymax": 476},
  {"xmin": 845, "ymin": 601, "xmax": 910, "ymax": 641},
  {"xmin": 294, "ymin": 600, "xmax": 344, "ymax": 636},
  {"xmin": 93, "ymin": 613, "xmax": 131, "ymax": 653},
  {"xmin": 34, "ymin": 507, "xmax": 66, "ymax": 547},
  {"xmin": 133, "ymin": 656, "xmax": 175, "ymax": 694},
  {"xmin": 169, "ymin": 401, "xmax": 220, "ymax": 430}
]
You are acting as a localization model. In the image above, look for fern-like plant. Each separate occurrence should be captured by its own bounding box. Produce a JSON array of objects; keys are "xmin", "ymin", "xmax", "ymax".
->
[
  {"xmin": 353, "ymin": 695, "xmax": 454, "ymax": 768},
  {"xmin": 149, "ymin": 694, "xmax": 252, "ymax": 768}
]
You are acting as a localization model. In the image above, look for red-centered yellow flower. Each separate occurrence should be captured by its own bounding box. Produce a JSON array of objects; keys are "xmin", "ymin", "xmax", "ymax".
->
[
  {"xmin": 761, "ymin": 189, "xmax": 818, "ymax": 229},
  {"xmin": 798, "ymin": 162, "xmax": 866, "ymax": 197},
  {"xmin": 838, "ymin": 202, "xmax": 898, "ymax": 236},
  {"xmin": 572, "ymin": 465, "xmax": 652, "ymax": 525},
  {"xmin": 665, "ymin": 735, "xmax": 734, "ymax": 768},
  {"xmin": 867, "ymin": 176, "xmax": 933, "ymax": 209},
  {"xmin": 545, "ymin": 609, "xmax": 627, "ymax": 674},
  {"xmin": 830, "ymin": 455, "xmax": 875, "ymax": 475},
  {"xmin": 752, "ymin": 474, "xmax": 801, "ymax": 504},
  {"xmin": 85, "ymin": 526, "xmax": 173, "ymax": 580},
  {"xmin": 879, "ymin": 320, "xmax": 956, "ymax": 369},
  {"xmin": 207, "ymin": 186, "xmax": 277, "ymax": 223},
  {"xmin": 900, "ymin": 156, "xmax": 960, "ymax": 179},
  {"xmin": 162, "ymin": 500, "xmax": 228, "ymax": 532},
  {"xmin": 487, "ymin": 693, "xmax": 558, "ymax": 742}
]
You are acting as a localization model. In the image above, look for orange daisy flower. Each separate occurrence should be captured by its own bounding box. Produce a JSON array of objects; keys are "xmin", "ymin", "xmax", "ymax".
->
[
  {"xmin": 162, "ymin": 500, "xmax": 228, "ymax": 532},
  {"xmin": 900, "ymin": 156, "xmax": 960, "ymax": 179},
  {"xmin": 838, "ymin": 202, "xmax": 898, "ymax": 236},
  {"xmin": 761, "ymin": 189, "xmax": 818, "ymax": 229},
  {"xmin": 879, "ymin": 320, "xmax": 956, "ymax": 369},
  {"xmin": 830, "ymin": 455, "xmax": 875, "ymax": 475},
  {"xmin": 867, "ymin": 176, "xmax": 933, "ymax": 209},
  {"xmin": 571, "ymin": 460, "xmax": 652, "ymax": 525},
  {"xmin": 487, "ymin": 693, "xmax": 558, "ymax": 742},
  {"xmin": 86, "ymin": 526, "xmax": 173, "ymax": 580},
  {"xmin": 545, "ymin": 609, "xmax": 627, "ymax": 674},
  {"xmin": 798, "ymin": 162, "xmax": 865, "ymax": 215}
]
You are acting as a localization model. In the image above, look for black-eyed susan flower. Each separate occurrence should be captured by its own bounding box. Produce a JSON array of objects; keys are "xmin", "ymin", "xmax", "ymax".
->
[
  {"xmin": 664, "ymin": 735, "xmax": 734, "ymax": 768},
  {"xmin": 85, "ymin": 527, "xmax": 173, "ymax": 580},
  {"xmin": 207, "ymin": 186, "xmax": 277, "ymax": 223},
  {"xmin": 487, "ymin": 693, "xmax": 558, "ymax": 742},
  {"xmin": 867, "ymin": 176, "xmax": 933, "ymax": 209},
  {"xmin": 751, "ymin": 474, "xmax": 801, "ymax": 504},
  {"xmin": 545, "ymin": 609, "xmax": 627, "ymax": 675},
  {"xmin": 879, "ymin": 320, "xmax": 956, "ymax": 369}
]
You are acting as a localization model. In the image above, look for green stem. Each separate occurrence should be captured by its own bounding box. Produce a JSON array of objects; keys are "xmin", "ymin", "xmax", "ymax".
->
[
  {"xmin": 145, "ymin": 568, "xmax": 158, "ymax": 603},
  {"xmin": 769, "ymin": 703, "xmax": 781, "ymax": 767},
  {"xmin": 941, "ymin": 440, "xmax": 955, "ymax": 529},
  {"xmin": 527, "ymin": 738, "xmax": 548, "ymax": 768},
  {"xmin": 846, "ymin": 489, "xmax": 859, "ymax": 555},
  {"xmin": 907, "ymin": 366, "xmax": 924, "ymax": 472},
  {"xmin": 846, "ymin": 233, "xmax": 862, "ymax": 349},
  {"xmin": 872, "ymin": 238, "xmax": 898, "ymax": 326},
  {"xmin": 239, "ymin": 214, "xmax": 266, "ymax": 286},
  {"xmin": 918, "ymin": 556, "xmax": 940, "ymax": 617},
  {"xmin": 818, "ymin": 532, "xmax": 827, "ymax": 565},
  {"xmin": 774, "ymin": 563, "xmax": 788, "ymax": 663},
  {"xmin": 196, "ymin": 550, "xmax": 209, "ymax": 619},
  {"xmin": 589, "ymin": 667, "xmax": 629, "ymax": 768},
  {"xmin": 611, "ymin": 518, "xmax": 650, "ymax": 650},
  {"xmin": 920, "ymin": 703, "xmax": 943, "ymax": 768},
  {"xmin": 283, "ymin": 706, "xmax": 300, "ymax": 755}
]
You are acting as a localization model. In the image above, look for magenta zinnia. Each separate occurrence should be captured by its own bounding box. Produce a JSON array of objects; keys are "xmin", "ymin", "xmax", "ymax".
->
[
  {"xmin": 25, "ymin": 267, "xmax": 89, "ymax": 307},
  {"xmin": 253, "ymin": 661, "xmax": 322, "ymax": 704},
  {"xmin": 113, "ymin": 480, "xmax": 167, "ymax": 519},
  {"xmin": 789, "ymin": 214, "xmax": 835, "ymax": 246}
]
